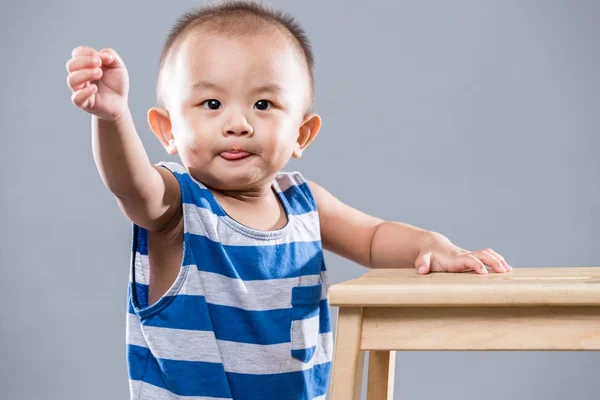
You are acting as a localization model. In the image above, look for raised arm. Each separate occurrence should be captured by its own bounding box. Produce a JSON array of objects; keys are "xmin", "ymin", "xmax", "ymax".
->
[{"xmin": 67, "ymin": 46, "xmax": 180, "ymax": 231}]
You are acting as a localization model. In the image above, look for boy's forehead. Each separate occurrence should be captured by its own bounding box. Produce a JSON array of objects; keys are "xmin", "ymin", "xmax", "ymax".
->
[{"xmin": 167, "ymin": 28, "xmax": 310, "ymax": 93}]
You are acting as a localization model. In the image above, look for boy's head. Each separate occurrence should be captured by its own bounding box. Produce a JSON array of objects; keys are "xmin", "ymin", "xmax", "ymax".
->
[{"xmin": 148, "ymin": 0, "xmax": 321, "ymax": 191}]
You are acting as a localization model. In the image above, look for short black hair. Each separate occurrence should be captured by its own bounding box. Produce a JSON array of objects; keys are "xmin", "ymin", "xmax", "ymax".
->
[{"xmin": 156, "ymin": 0, "xmax": 315, "ymax": 111}]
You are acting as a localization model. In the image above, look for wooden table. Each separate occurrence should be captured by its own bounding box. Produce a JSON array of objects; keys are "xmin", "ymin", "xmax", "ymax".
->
[{"xmin": 328, "ymin": 267, "xmax": 600, "ymax": 400}]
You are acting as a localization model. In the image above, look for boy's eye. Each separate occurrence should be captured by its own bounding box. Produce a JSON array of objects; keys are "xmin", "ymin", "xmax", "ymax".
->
[
  {"xmin": 254, "ymin": 100, "xmax": 272, "ymax": 110},
  {"xmin": 201, "ymin": 99, "xmax": 222, "ymax": 110}
]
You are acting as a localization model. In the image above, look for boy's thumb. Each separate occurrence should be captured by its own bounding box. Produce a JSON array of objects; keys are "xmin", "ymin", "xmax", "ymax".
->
[
  {"xmin": 415, "ymin": 252, "xmax": 432, "ymax": 275},
  {"xmin": 99, "ymin": 48, "xmax": 125, "ymax": 68}
]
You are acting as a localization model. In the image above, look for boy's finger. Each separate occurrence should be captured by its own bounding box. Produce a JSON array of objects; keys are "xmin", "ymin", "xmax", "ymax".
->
[
  {"xmin": 71, "ymin": 46, "xmax": 97, "ymax": 58},
  {"xmin": 461, "ymin": 254, "xmax": 488, "ymax": 275},
  {"xmin": 67, "ymin": 68, "xmax": 102, "ymax": 90},
  {"xmin": 66, "ymin": 55, "xmax": 101, "ymax": 73},
  {"xmin": 473, "ymin": 251, "xmax": 506, "ymax": 273},
  {"xmin": 415, "ymin": 252, "xmax": 432, "ymax": 275},
  {"xmin": 483, "ymin": 248, "xmax": 512, "ymax": 271},
  {"xmin": 71, "ymin": 84, "xmax": 97, "ymax": 109}
]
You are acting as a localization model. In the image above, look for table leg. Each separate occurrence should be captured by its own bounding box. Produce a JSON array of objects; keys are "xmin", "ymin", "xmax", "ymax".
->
[
  {"xmin": 367, "ymin": 350, "xmax": 396, "ymax": 400},
  {"xmin": 330, "ymin": 307, "xmax": 365, "ymax": 400}
]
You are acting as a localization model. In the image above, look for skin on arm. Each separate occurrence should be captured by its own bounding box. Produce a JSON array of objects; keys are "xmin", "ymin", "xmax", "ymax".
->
[
  {"xmin": 93, "ymin": 111, "xmax": 184, "ymax": 305},
  {"xmin": 308, "ymin": 181, "xmax": 509, "ymax": 274},
  {"xmin": 308, "ymin": 181, "xmax": 432, "ymax": 269},
  {"xmin": 66, "ymin": 45, "xmax": 181, "ymax": 232},
  {"xmin": 92, "ymin": 110, "xmax": 181, "ymax": 232},
  {"xmin": 68, "ymin": 45, "xmax": 184, "ymax": 305}
]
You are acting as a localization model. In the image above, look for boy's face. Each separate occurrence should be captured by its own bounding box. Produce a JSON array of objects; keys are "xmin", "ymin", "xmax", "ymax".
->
[{"xmin": 153, "ymin": 28, "xmax": 319, "ymax": 191}]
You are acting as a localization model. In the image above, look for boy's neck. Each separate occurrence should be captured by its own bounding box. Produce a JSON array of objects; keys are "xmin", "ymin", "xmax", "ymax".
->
[
  {"xmin": 209, "ymin": 183, "xmax": 288, "ymax": 231},
  {"xmin": 211, "ymin": 184, "xmax": 274, "ymax": 205}
]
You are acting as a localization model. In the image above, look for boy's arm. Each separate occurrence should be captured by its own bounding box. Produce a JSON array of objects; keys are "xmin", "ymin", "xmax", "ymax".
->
[
  {"xmin": 67, "ymin": 46, "xmax": 180, "ymax": 231},
  {"xmin": 307, "ymin": 181, "xmax": 431, "ymax": 268},
  {"xmin": 308, "ymin": 181, "xmax": 510, "ymax": 274},
  {"xmin": 92, "ymin": 110, "xmax": 181, "ymax": 231}
]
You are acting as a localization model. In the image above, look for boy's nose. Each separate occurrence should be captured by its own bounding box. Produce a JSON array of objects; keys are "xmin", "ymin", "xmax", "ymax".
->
[{"xmin": 223, "ymin": 116, "xmax": 254, "ymax": 137}]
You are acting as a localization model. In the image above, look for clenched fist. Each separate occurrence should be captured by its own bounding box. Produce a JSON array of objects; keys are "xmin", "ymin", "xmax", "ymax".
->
[{"xmin": 66, "ymin": 46, "xmax": 130, "ymax": 121}]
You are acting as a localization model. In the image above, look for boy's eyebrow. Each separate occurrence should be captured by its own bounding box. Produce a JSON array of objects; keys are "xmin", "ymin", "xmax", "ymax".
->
[
  {"xmin": 191, "ymin": 81, "xmax": 285, "ymax": 95},
  {"xmin": 192, "ymin": 81, "xmax": 224, "ymax": 91},
  {"xmin": 250, "ymin": 84, "xmax": 285, "ymax": 95}
]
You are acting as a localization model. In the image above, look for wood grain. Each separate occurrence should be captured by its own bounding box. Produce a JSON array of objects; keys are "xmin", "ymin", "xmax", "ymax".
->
[
  {"xmin": 330, "ymin": 307, "xmax": 365, "ymax": 400},
  {"xmin": 329, "ymin": 267, "xmax": 600, "ymax": 307},
  {"xmin": 361, "ymin": 306, "xmax": 600, "ymax": 350}
]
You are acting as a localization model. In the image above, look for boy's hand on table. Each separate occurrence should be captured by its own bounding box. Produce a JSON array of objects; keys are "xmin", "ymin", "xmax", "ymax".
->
[{"xmin": 415, "ymin": 233, "xmax": 512, "ymax": 275}]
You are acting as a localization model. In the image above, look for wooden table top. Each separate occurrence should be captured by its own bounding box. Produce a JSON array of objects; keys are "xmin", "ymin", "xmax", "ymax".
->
[{"xmin": 328, "ymin": 267, "xmax": 600, "ymax": 307}]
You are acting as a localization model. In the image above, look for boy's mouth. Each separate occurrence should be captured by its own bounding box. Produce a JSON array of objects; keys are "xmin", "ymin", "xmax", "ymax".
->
[{"xmin": 220, "ymin": 150, "xmax": 251, "ymax": 161}]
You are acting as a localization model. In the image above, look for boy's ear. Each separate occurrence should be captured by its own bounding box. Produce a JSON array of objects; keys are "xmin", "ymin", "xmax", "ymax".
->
[
  {"xmin": 293, "ymin": 113, "xmax": 321, "ymax": 159},
  {"xmin": 148, "ymin": 107, "xmax": 177, "ymax": 155}
]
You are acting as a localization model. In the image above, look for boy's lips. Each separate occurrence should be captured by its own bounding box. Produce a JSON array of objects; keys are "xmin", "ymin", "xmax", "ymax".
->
[{"xmin": 220, "ymin": 150, "xmax": 251, "ymax": 161}]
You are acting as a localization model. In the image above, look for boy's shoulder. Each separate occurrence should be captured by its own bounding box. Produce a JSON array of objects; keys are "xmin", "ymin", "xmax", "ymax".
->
[
  {"xmin": 156, "ymin": 161, "xmax": 188, "ymax": 176},
  {"xmin": 275, "ymin": 171, "xmax": 319, "ymax": 212},
  {"xmin": 274, "ymin": 170, "xmax": 307, "ymax": 190}
]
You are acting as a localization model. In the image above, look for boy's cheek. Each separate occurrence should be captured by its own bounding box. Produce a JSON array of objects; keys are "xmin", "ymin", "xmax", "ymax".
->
[
  {"xmin": 180, "ymin": 132, "xmax": 212, "ymax": 155},
  {"xmin": 187, "ymin": 140, "xmax": 202, "ymax": 155}
]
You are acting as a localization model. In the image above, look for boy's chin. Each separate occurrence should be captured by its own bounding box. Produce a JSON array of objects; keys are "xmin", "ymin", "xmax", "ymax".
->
[{"xmin": 191, "ymin": 166, "xmax": 274, "ymax": 191}]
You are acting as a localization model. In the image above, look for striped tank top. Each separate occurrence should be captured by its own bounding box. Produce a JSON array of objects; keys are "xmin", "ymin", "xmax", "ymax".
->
[{"xmin": 126, "ymin": 162, "xmax": 333, "ymax": 400}]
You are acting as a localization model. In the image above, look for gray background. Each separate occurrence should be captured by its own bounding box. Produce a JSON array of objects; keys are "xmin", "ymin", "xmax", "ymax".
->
[{"xmin": 1, "ymin": 0, "xmax": 598, "ymax": 399}]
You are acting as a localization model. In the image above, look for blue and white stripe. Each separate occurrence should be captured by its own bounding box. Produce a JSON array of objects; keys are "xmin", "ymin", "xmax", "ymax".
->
[{"xmin": 126, "ymin": 162, "xmax": 333, "ymax": 400}]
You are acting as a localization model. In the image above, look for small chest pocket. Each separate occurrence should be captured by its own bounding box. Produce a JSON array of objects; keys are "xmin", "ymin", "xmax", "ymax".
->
[{"xmin": 290, "ymin": 283, "xmax": 323, "ymax": 363}]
